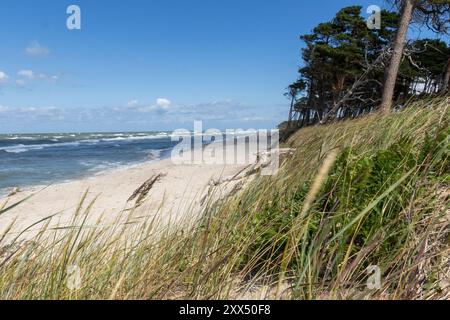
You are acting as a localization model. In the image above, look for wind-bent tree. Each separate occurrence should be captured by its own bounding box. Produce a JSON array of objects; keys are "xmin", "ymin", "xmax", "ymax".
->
[
  {"xmin": 381, "ymin": 0, "xmax": 450, "ymax": 112},
  {"xmin": 380, "ymin": 0, "xmax": 417, "ymax": 113},
  {"xmin": 285, "ymin": 80, "xmax": 306, "ymax": 128},
  {"xmin": 284, "ymin": 4, "xmax": 449, "ymax": 133},
  {"xmin": 289, "ymin": 6, "xmax": 398, "ymax": 125},
  {"xmin": 400, "ymin": 39, "xmax": 450, "ymax": 95}
]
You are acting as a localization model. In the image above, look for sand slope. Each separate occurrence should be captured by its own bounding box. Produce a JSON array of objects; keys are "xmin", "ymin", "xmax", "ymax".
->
[{"xmin": 0, "ymin": 154, "xmax": 249, "ymax": 242}]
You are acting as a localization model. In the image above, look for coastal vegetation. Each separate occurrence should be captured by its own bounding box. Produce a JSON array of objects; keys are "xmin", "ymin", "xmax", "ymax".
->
[
  {"xmin": 0, "ymin": 1, "xmax": 449, "ymax": 300},
  {"xmin": 283, "ymin": 2, "xmax": 450, "ymax": 136},
  {"xmin": 0, "ymin": 96, "xmax": 448, "ymax": 299}
]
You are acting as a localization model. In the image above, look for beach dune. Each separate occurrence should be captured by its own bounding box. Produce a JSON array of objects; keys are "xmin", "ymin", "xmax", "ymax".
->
[{"xmin": 0, "ymin": 148, "xmax": 250, "ymax": 243}]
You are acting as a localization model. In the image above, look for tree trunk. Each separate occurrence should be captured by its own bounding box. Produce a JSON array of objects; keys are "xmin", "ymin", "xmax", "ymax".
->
[
  {"xmin": 287, "ymin": 94, "xmax": 295, "ymax": 128},
  {"xmin": 380, "ymin": 0, "xmax": 416, "ymax": 113},
  {"xmin": 443, "ymin": 57, "xmax": 450, "ymax": 92}
]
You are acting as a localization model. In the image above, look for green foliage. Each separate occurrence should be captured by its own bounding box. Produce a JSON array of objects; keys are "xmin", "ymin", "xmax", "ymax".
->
[
  {"xmin": 287, "ymin": 4, "xmax": 450, "ymax": 129},
  {"xmin": 0, "ymin": 97, "xmax": 448, "ymax": 300},
  {"xmin": 233, "ymin": 98, "xmax": 449, "ymax": 298},
  {"xmin": 241, "ymin": 141, "xmax": 413, "ymax": 269},
  {"xmin": 289, "ymin": 6, "xmax": 399, "ymax": 124}
]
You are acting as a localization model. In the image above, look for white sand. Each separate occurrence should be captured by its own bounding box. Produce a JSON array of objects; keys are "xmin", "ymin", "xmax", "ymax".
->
[{"xmin": 0, "ymin": 145, "xmax": 252, "ymax": 243}]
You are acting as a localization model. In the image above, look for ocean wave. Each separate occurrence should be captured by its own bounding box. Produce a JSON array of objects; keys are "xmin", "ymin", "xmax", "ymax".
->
[
  {"xmin": 146, "ymin": 149, "xmax": 163, "ymax": 160},
  {"xmin": 0, "ymin": 133, "xmax": 170, "ymax": 153},
  {"xmin": 100, "ymin": 134, "xmax": 169, "ymax": 142},
  {"xmin": 3, "ymin": 136, "xmax": 38, "ymax": 141},
  {"xmin": 0, "ymin": 144, "xmax": 45, "ymax": 153},
  {"xmin": 0, "ymin": 141, "xmax": 81, "ymax": 154}
]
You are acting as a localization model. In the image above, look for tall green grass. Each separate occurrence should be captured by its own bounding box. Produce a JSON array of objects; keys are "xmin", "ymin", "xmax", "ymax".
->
[{"xmin": 0, "ymin": 96, "xmax": 448, "ymax": 300}]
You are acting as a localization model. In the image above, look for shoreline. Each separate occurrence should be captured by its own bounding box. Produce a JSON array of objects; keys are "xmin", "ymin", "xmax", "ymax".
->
[
  {"xmin": 0, "ymin": 149, "xmax": 172, "ymax": 199},
  {"xmin": 0, "ymin": 133, "xmax": 247, "ymax": 198},
  {"xmin": 0, "ymin": 142, "xmax": 253, "ymax": 243}
]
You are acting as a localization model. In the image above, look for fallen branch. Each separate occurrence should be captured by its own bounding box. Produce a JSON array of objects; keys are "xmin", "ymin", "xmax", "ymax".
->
[{"xmin": 321, "ymin": 46, "xmax": 392, "ymax": 124}]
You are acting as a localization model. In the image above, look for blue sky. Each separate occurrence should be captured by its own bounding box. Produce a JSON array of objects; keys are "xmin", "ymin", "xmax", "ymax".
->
[{"xmin": 0, "ymin": 0, "xmax": 437, "ymax": 133}]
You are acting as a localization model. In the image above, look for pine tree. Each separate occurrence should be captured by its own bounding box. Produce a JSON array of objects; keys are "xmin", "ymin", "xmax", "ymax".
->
[
  {"xmin": 381, "ymin": 0, "xmax": 450, "ymax": 112},
  {"xmin": 290, "ymin": 6, "xmax": 398, "ymax": 125},
  {"xmin": 380, "ymin": 0, "xmax": 417, "ymax": 113}
]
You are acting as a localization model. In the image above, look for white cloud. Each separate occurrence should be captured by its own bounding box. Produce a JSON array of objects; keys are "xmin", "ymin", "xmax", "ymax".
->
[
  {"xmin": 18, "ymin": 69, "xmax": 35, "ymax": 79},
  {"xmin": 0, "ymin": 99, "xmax": 284, "ymax": 131},
  {"xmin": 134, "ymin": 98, "xmax": 172, "ymax": 114},
  {"xmin": 0, "ymin": 105, "xmax": 63, "ymax": 116},
  {"xmin": 156, "ymin": 98, "xmax": 171, "ymax": 109},
  {"xmin": 12, "ymin": 106, "xmax": 65, "ymax": 119},
  {"xmin": 0, "ymin": 70, "xmax": 9, "ymax": 83},
  {"xmin": 25, "ymin": 41, "xmax": 50, "ymax": 56},
  {"xmin": 127, "ymin": 99, "xmax": 139, "ymax": 107},
  {"xmin": 16, "ymin": 79, "xmax": 27, "ymax": 86},
  {"xmin": 15, "ymin": 69, "xmax": 60, "ymax": 87}
]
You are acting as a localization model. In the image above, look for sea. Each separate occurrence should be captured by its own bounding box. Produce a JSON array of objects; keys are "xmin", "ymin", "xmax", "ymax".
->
[{"xmin": 0, "ymin": 132, "xmax": 179, "ymax": 196}]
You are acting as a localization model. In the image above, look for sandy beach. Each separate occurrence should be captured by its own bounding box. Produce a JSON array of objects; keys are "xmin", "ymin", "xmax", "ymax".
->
[{"xmin": 0, "ymin": 145, "xmax": 252, "ymax": 243}]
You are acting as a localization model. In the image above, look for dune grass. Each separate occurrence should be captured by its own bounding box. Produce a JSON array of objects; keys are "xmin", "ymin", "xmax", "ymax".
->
[{"xmin": 0, "ymin": 96, "xmax": 448, "ymax": 300}]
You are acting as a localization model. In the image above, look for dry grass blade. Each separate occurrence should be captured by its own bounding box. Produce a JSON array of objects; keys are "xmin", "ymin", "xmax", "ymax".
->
[{"xmin": 128, "ymin": 174, "xmax": 164, "ymax": 207}]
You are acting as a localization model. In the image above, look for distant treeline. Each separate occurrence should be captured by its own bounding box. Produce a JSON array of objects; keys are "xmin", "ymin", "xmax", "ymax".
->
[{"xmin": 283, "ymin": 2, "xmax": 450, "ymax": 132}]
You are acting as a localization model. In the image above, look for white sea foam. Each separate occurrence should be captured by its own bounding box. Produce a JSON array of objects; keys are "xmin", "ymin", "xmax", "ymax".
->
[
  {"xmin": 0, "ymin": 141, "xmax": 81, "ymax": 153},
  {"xmin": 0, "ymin": 133, "xmax": 170, "ymax": 154},
  {"xmin": 100, "ymin": 134, "xmax": 168, "ymax": 142}
]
